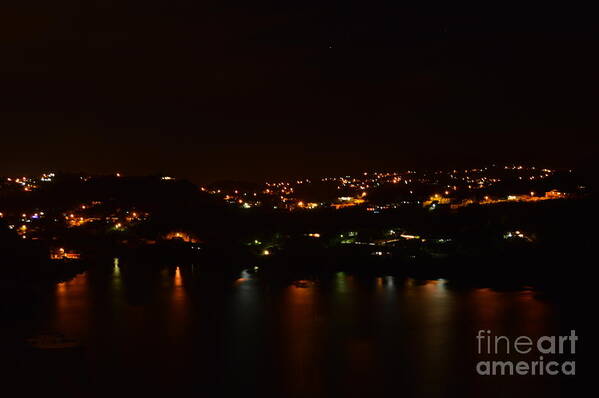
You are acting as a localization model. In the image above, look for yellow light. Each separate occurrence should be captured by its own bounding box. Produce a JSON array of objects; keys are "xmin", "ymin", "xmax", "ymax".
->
[
  {"xmin": 400, "ymin": 234, "xmax": 420, "ymax": 240},
  {"xmin": 262, "ymin": 249, "xmax": 270, "ymax": 256}
]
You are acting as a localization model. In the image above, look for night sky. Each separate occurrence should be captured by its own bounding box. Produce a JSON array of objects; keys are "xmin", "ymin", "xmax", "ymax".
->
[{"xmin": 1, "ymin": 3, "xmax": 597, "ymax": 183}]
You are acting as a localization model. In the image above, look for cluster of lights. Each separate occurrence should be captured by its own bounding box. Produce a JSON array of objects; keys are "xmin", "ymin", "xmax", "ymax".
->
[
  {"xmin": 203, "ymin": 164, "xmax": 568, "ymax": 212},
  {"xmin": 62, "ymin": 204, "xmax": 148, "ymax": 229},
  {"xmin": 2, "ymin": 172, "xmax": 57, "ymax": 192},
  {"xmin": 503, "ymin": 230, "xmax": 533, "ymax": 242}
]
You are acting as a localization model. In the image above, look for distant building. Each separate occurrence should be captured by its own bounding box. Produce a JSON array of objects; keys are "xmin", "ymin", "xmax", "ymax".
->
[
  {"xmin": 164, "ymin": 231, "xmax": 199, "ymax": 243},
  {"xmin": 545, "ymin": 189, "xmax": 565, "ymax": 198},
  {"xmin": 50, "ymin": 248, "xmax": 81, "ymax": 260}
]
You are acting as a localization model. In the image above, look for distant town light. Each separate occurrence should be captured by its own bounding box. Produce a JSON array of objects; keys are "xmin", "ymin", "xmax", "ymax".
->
[{"xmin": 400, "ymin": 234, "xmax": 420, "ymax": 240}]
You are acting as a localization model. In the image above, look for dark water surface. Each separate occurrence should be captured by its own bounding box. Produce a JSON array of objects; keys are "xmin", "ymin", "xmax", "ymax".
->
[{"xmin": 2, "ymin": 264, "xmax": 581, "ymax": 397}]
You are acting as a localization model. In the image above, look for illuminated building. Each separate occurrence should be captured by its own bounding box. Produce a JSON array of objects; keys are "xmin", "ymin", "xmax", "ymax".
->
[
  {"xmin": 164, "ymin": 231, "xmax": 200, "ymax": 243},
  {"xmin": 50, "ymin": 248, "xmax": 81, "ymax": 260}
]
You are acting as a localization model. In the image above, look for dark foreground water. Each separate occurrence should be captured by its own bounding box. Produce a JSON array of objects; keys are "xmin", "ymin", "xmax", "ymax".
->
[{"xmin": 2, "ymin": 264, "xmax": 582, "ymax": 398}]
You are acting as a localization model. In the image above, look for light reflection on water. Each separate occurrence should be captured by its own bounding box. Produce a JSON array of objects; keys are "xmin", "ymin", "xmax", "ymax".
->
[
  {"xmin": 53, "ymin": 273, "xmax": 90, "ymax": 336},
  {"xmin": 168, "ymin": 266, "xmax": 189, "ymax": 338},
  {"xmin": 280, "ymin": 278, "xmax": 323, "ymax": 396},
  {"xmin": 18, "ymin": 266, "xmax": 575, "ymax": 397}
]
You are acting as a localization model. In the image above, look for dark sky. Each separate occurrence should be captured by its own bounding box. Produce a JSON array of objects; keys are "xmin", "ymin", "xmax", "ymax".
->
[{"xmin": 1, "ymin": 3, "xmax": 597, "ymax": 183}]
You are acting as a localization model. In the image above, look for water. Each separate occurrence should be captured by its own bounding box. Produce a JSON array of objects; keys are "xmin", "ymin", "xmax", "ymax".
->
[{"xmin": 2, "ymin": 264, "xmax": 581, "ymax": 397}]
